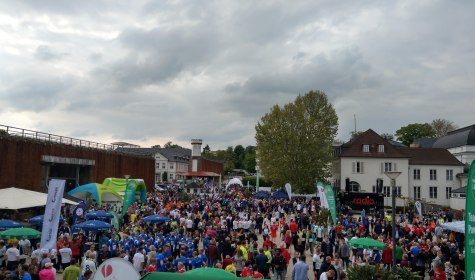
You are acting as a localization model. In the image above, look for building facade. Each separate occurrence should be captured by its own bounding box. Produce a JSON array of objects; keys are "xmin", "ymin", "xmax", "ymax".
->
[{"xmin": 333, "ymin": 129, "xmax": 464, "ymax": 208}]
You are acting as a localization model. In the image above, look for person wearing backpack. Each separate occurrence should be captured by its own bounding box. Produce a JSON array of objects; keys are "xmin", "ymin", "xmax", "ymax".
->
[{"xmin": 271, "ymin": 248, "xmax": 286, "ymax": 280}]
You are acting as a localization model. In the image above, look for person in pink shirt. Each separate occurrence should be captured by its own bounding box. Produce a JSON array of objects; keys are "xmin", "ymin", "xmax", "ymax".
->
[{"xmin": 39, "ymin": 262, "xmax": 55, "ymax": 280}]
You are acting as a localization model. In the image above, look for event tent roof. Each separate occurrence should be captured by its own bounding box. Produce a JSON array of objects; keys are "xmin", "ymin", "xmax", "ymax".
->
[
  {"xmin": 0, "ymin": 187, "xmax": 78, "ymax": 210},
  {"xmin": 440, "ymin": 221, "xmax": 465, "ymax": 234}
]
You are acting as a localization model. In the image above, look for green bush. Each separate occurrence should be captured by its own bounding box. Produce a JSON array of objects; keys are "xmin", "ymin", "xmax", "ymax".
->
[{"xmin": 347, "ymin": 265, "xmax": 421, "ymax": 280}]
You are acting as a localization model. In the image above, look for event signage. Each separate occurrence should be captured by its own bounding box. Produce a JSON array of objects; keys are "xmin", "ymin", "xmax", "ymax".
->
[
  {"xmin": 40, "ymin": 179, "xmax": 65, "ymax": 250},
  {"xmin": 324, "ymin": 184, "xmax": 337, "ymax": 225},
  {"xmin": 316, "ymin": 182, "xmax": 328, "ymax": 208},
  {"xmin": 465, "ymin": 160, "xmax": 475, "ymax": 280},
  {"xmin": 93, "ymin": 258, "xmax": 140, "ymax": 280},
  {"xmin": 73, "ymin": 201, "xmax": 86, "ymax": 224},
  {"xmin": 414, "ymin": 201, "xmax": 423, "ymax": 221},
  {"xmin": 121, "ymin": 180, "xmax": 136, "ymax": 217},
  {"xmin": 285, "ymin": 183, "xmax": 292, "ymax": 200}
]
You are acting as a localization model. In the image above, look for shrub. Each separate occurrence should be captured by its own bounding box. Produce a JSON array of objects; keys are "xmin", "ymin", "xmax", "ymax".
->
[{"xmin": 347, "ymin": 265, "xmax": 422, "ymax": 280}]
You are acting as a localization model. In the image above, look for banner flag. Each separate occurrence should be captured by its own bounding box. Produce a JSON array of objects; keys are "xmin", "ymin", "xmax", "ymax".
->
[
  {"xmin": 465, "ymin": 160, "xmax": 475, "ymax": 280},
  {"xmin": 285, "ymin": 183, "xmax": 292, "ymax": 200},
  {"xmin": 40, "ymin": 179, "xmax": 65, "ymax": 250},
  {"xmin": 324, "ymin": 184, "xmax": 337, "ymax": 225},
  {"xmin": 72, "ymin": 201, "xmax": 87, "ymax": 225},
  {"xmin": 316, "ymin": 182, "xmax": 329, "ymax": 209},
  {"xmin": 414, "ymin": 201, "xmax": 423, "ymax": 221},
  {"xmin": 121, "ymin": 180, "xmax": 136, "ymax": 217}
]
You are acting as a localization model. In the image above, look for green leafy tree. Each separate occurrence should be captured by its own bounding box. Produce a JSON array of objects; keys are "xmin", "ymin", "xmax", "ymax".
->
[
  {"xmin": 350, "ymin": 131, "xmax": 364, "ymax": 140},
  {"xmin": 255, "ymin": 90, "xmax": 338, "ymax": 193},
  {"xmin": 162, "ymin": 172, "xmax": 168, "ymax": 182},
  {"xmin": 233, "ymin": 145, "xmax": 245, "ymax": 169},
  {"xmin": 164, "ymin": 141, "xmax": 183, "ymax": 148},
  {"xmin": 431, "ymin": 118, "xmax": 458, "ymax": 138},
  {"xmin": 380, "ymin": 133, "xmax": 394, "ymax": 141},
  {"xmin": 202, "ymin": 144, "xmax": 211, "ymax": 154},
  {"xmin": 395, "ymin": 123, "xmax": 435, "ymax": 146},
  {"xmin": 151, "ymin": 144, "xmax": 161, "ymax": 148},
  {"xmin": 243, "ymin": 152, "xmax": 256, "ymax": 173}
]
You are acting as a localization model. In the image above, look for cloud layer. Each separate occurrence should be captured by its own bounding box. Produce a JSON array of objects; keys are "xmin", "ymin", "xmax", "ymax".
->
[{"xmin": 1, "ymin": 0, "xmax": 474, "ymax": 149}]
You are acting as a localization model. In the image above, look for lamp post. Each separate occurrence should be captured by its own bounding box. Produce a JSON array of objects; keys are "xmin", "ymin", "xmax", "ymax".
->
[{"xmin": 384, "ymin": 171, "xmax": 401, "ymax": 273}]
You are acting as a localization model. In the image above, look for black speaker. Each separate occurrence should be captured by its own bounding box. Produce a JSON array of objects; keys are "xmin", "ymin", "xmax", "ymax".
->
[{"xmin": 345, "ymin": 178, "xmax": 350, "ymax": 192}]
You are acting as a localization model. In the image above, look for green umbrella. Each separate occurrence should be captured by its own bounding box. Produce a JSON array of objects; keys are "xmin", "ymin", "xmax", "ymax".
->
[
  {"xmin": 0, "ymin": 227, "xmax": 42, "ymax": 239},
  {"xmin": 184, "ymin": 268, "xmax": 236, "ymax": 278},
  {"xmin": 348, "ymin": 237, "xmax": 387, "ymax": 250}
]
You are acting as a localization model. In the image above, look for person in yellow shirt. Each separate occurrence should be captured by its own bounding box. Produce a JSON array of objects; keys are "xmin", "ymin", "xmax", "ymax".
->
[
  {"xmin": 263, "ymin": 245, "xmax": 272, "ymax": 264},
  {"xmin": 225, "ymin": 260, "xmax": 237, "ymax": 275},
  {"xmin": 239, "ymin": 242, "xmax": 248, "ymax": 261}
]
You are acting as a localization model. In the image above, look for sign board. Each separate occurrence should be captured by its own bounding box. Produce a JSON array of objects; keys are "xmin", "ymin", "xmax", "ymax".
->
[{"xmin": 93, "ymin": 258, "xmax": 140, "ymax": 280}]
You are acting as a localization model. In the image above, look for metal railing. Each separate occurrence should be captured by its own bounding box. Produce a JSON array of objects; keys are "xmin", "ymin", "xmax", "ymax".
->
[{"xmin": 0, "ymin": 124, "xmax": 120, "ymax": 151}]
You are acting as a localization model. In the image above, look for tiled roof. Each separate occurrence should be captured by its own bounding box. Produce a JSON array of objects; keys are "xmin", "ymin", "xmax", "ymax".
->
[
  {"xmin": 117, "ymin": 147, "xmax": 191, "ymax": 162},
  {"xmin": 397, "ymin": 147, "xmax": 464, "ymax": 166},
  {"xmin": 338, "ymin": 129, "xmax": 408, "ymax": 158}
]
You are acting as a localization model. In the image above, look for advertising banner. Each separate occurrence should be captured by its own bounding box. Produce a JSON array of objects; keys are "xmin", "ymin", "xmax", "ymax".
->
[
  {"xmin": 324, "ymin": 184, "xmax": 337, "ymax": 225},
  {"xmin": 285, "ymin": 183, "xmax": 292, "ymax": 200},
  {"xmin": 316, "ymin": 182, "xmax": 328, "ymax": 208},
  {"xmin": 40, "ymin": 179, "xmax": 65, "ymax": 250},
  {"xmin": 73, "ymin": 201, "xmax": 87, "ymax": 224},
  {"xmin": 414, "ymin": 201, "xmax": 423, "ymax": 221},
  {"xmin": 465, "ymin": 160, "xmax": 475, "ymax": 280}
]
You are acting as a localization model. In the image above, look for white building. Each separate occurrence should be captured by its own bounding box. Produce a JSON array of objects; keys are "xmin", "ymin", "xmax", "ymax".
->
[{"xmin": 333, "ymin": 129, "xmax": 464, "ymax": 208}]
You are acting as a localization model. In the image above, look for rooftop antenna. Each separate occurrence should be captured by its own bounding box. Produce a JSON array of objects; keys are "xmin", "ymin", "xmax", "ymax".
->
[{"xmin": 354, "ymin": 114, "xmax": 357, "ymax": 135}]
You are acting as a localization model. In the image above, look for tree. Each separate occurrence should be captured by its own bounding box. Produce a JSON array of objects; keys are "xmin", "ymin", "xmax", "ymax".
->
[
  {"xmin": 243, "ymin": 152, "xmax": 256, "ymax": 173},
  {"xmin": 202, "ymin": 144, "xmax": 211, "ymax": 154},
  {"xmin": 350, "ymin": 131, "xmax": 364, "ymax": 140},
  {"xmin": 380, "ymin": 133, "xmax": 394, "ymax": 141},
  {"xmin": 162, "ymin": 172, "xmax": 168, "ymax": 182},
  {"xmin": 233, "ymin": 145, "xmax": 245, "ymax": 169},
  {"xmin": 395, "ymin": 123, "xmax": 435, "ymax": 146},
  {"xmin": 164, "ymin": 141, "xmax": 183, "ymax": 148},
  {"xmin": 151, "ymin": 144, "xmax": 161, "ymax": 148},
  {"xmin": 255, "ymin": 90, "xmax": 338, "ymax": 193},
  {"xmin": 431, "ymin": 118, "xmax": 458, "ymax": 138}
]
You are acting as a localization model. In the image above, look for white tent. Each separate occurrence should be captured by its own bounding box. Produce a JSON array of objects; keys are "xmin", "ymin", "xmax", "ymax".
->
[
  {"xmin": 440, "ymin": 221, "xmax": 465, "ymax": 234},
  {"xmin": 0, "ymin": 187, "xmax": 78, "ymax": 210},
  {"xmin": 226, "ymin": 178, "xmax": 243, "ymax": 188}
]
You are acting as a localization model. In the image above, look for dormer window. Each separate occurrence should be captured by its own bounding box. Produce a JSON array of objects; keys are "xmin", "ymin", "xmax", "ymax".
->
[
  {"xmin": 378, "ymin": 144, "xmax": 385, "ymax": 153},
  {"xmin": 362, "ymin": 144, "xmax": 370, "ymax": 152}
]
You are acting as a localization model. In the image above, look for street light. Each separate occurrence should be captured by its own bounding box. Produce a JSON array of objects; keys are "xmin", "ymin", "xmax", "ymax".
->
[
  {"xmin": 384, "ymin": 171, "xmax": 401, "ymax": 273},
  {"xmin": 255, "ymin": 165, "xmax": 260, "ymax": 192}
]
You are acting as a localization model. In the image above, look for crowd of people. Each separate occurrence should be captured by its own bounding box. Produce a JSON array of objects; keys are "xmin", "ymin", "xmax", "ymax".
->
[{"xmin": 0, "ymin": 183, "xmax": 467, "ymax": 280}]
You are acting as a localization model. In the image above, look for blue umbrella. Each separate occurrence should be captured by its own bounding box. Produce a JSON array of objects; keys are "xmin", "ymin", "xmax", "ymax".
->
[
  {"xmin": 0, "ymin": 219, "xmax": 23, "ymax": 230},
  {"xmin": 85, "ymin": 210, "xmax": 113, "ymax": 220},
  {"xmin": 27, "ymin": 215, "xmax": 65, "ymax": 226},
  {"xmin": 141, "ymin": 215, "xmax": 170, "ymax": 224},
  {"xmin": 72, "ymin": 220, "xmax": 113, "ymax": 231}
]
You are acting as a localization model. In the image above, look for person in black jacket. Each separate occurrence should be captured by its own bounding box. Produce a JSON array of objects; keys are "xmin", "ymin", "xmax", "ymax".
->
[{"xmin": 255, "ymin": 248, "xmax": 269, "ymax": 278}]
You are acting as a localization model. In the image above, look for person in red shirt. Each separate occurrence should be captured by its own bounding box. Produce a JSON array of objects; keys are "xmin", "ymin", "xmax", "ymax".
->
[
  {"xmin": 270, "ymin": 223, "xmax": 278, "ymax": 242},
  {"xmin": 241, "ymin": 261, "xmax": 253, "ymax": 278},
  {"xmin": 251, "ymin": 264, "xmax": 264, "ymax": 279},
  {"xmin": 262, "ymin": 236, "xmax": 273, "ymax": 249},
  {"xmin": 223, "ymin": 255, "xmax": 233, "ymax": 269},
  {"xmin": 381, "ymin": 246, "xmax": 392, "ymax": 269},
  {"xmin": 289, "ymin": 219, "xmax": 298, "ymax": 234}
]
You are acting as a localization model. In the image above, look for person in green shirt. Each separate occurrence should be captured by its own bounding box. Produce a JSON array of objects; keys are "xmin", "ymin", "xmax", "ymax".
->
[
  {"xmin": 395, "ymin": 244, "xmax": 404, "ymax": 263},
  {"xmin": 63, "ymin": 258, "xmax": 82, "ymax": 280}
]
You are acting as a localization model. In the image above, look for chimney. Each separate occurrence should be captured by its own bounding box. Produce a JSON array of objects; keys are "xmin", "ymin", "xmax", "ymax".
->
[{"xmin": 191, "ymin": 139, "xmax": 202, "ymax": 157}]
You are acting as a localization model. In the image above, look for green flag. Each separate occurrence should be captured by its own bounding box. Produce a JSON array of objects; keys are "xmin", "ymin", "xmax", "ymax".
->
[
  {"xmin": 122, "ymin": 180, "xmax": 136, "ymax": 217},
  {"xmin": 465, "ymin": 160, "xmax": 475, "ymax": 279},
  {"xmin": 324, "ymin": 184, "xmax": 337, "ymax": 225}
]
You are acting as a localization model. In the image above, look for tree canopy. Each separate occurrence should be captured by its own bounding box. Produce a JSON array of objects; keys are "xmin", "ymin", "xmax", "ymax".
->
[
  {"xmin": 431, "ymin": 118, "xmax": 458, "ymax": 138},
  {"xmin": 255, "ymin": 90, "xmax": 338, "ymax": 193},
  {"xmin": 395, "ymin": 123, "xmax": 435, "ymax": 146}
]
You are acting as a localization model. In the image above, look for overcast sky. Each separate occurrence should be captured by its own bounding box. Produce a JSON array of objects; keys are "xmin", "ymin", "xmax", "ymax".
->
[{"xmin": 1, "ymin": 1, "xmax": 474, "ymax": 150}]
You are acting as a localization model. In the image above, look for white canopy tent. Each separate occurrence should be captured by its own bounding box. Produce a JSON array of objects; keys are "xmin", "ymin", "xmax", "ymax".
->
[
  {"xmin": 440, "ymin": 221, "xmax": 465, "ymax": 234},
  {"xmin": 0, "ymin": 187, "xmax": 78, "ymax": 210},
  {"xmin": 225, "ymin": 178, "xmax": 243, "ymax": 189}
]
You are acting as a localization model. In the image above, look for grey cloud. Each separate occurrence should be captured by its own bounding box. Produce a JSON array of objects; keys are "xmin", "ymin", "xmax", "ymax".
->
[{"xmin": 34, "ymin": 45, "xmax": 67, "ymax": 61}]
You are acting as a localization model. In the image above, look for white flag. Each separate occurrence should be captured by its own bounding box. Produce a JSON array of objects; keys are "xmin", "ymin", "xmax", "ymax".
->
[
  {"xmin": 40, "ymin": 179, "xmax": 65, "ymax": 250},
  {"xmin": 285, "ymin": 183, "xmax": 292, "ymax": 200},
  {"xmin": 317, "ymin": 183, "xmax": 329, "ymax": 209},
  {"xmin": 414, "ymin": 201, "xmax": 423, "ymax": 221}
]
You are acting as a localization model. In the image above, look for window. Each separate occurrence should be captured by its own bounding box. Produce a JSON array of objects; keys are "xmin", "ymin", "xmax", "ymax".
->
[
  {"xmin": 162, "ymin": 163, "xmax": 166, "ymax": 169},
  {"xmin": 429, "ymin": 186, "xmax": 437, "ymax": 199},
  {"xmin": 446, "ymin": 169, "xmax": 453, "ymax": 181},
  {"xmin": 413, "ymin": 186, "xmax": 421, "ymax": 200},
  {"xmin": 446, "ymin": 187, "xmax": 452, "ymax": 199},
  {"xmin": 155, "ymin": 175, "xmax": 160, "ymax": 183},
  {"xmin": 382, "ymin": 162, "xmax": 397, "ymax": 172},
  {"xmin": 383, "ymin": 186, "xmax": 390, "ymax": 197},
  {"xmin": 169, "ymin": 173, "xmax": 174, "ymax": 179},
  {"xmin": 363, "ymin": 144, "xmax": 370, "ymax": 152},
  {"xmin": 396, "ymin": 186, "xmax": 401, "ymax": 197},
  {"xmin": 352, "ymin": 162, "xmax": 365, "ymax": 174},
  {"xmin": 169, "ymin": 163, "xmax": 174, "ymax": 169},
  {"xmin": 413, "ymin": 169, "xmax": 420, "ymax": 180},
  {"xmin": 349, "ymin": 181, "xmax": 360, "ymax": 192},
  {"xmin": 430, "ymin": 169, "xmax": 437, "ymax": 181},
  {"xmin": 156, "ymin": 163, "xmax": 160, "ymax": 169},
  {"xmin": 378, "ymin": 144, "xmax": 385, "ymax": 153}
]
